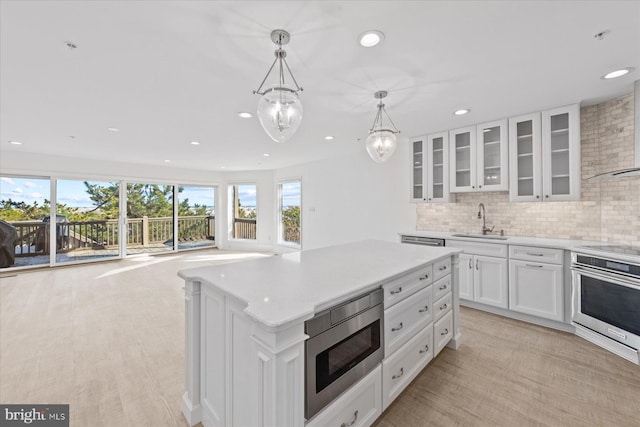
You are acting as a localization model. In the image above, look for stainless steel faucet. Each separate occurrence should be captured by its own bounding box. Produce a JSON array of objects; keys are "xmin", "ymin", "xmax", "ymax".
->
[{"xmin": 477, "ymin": 203, "xmax": 494, "ymax": 235}]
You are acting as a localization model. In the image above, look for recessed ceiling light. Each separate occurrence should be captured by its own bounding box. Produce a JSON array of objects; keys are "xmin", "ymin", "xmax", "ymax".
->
[
  {"xmin": 238, "ymin": 112, "xmax": 253, "ymax": 118},
  {"xmin": 359, "ymin": 30, "xmax": 385, "ymax": 47},
  {"xmin": 164, "ymin": 159, "xmax": 171, "ymax": 163},
  {"xmin": 221, "ymin": 166, "xmax": 226, "ymax": 169},
  {"xmin": 263, "ymin": 153, "xmax": 270, "ymax": 157},
  {"xmin": 107, "ymin": 127, "xmax": 119, "ymax": 132},
  {"xmin": 190, "ymin": 141, "xmax": 200, "ymax": 145},
  {"xmin": 9, "ymin": 140, "xmax": 22, "ymax": 145},
  {"xmin": 325, "ymin": 136, "xmax": 334, "ymax": 140},
  {"xmin": 602, "ymin": 68, "xmax": 634, "ymax": 79},
  {"xmin": 454, "ymin": 109, "xmax": 470, "ymax": 116}
]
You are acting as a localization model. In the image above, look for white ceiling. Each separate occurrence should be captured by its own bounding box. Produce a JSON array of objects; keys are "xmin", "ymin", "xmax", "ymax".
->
[{"xmin": 1, "ymin": 1, "xmax": 639, "ymax": 172}]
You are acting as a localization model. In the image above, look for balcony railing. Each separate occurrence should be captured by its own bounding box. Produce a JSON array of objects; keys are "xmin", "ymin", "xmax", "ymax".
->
[
  {"xmin": 282, "ymin": 225, "xmax": 301, "ymax": 245},
  {"xmin": 234, "ymin": 217, "xmax": 256, "ymax": 239},
  {"xmin": 9, "ymin": 215, "xmax": 215, "ymax": 257}
]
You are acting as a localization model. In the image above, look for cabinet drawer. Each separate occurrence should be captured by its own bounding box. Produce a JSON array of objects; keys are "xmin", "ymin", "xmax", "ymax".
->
[
  {"xmin": 384, "ymin": 285, "xmax": 433, "ymax": 356},
  {"xmin": 383, "ymin": 265, "xmax": 433, "ymax": 308},
  {"xmin": 305, "ymin": 365, "xmax": 382, "ymax": 427},
  {"xmin": 382, "ymin": 326, "xmax": 433, "ymax": 410},
  {"xmin": 433, "ymin": 258, "xmax": 451, "ymax": 281},
  {"xmin": 432, "ymin": 275, "xmax": 452, "ymax": 301},
  {"xmin": 433, "ymin": 292, "xmax": 452, "ymax": 322},
  {"xmin": 434, "ymin": 310, "xmax": 453, "ymax": 356},
  {"xmin": 446, "ymin": 239, "xmax": 508, "ymax": 258},
  {"xmin": 509, "ymin": 245, "xmax": 563, "ymax": 265}
]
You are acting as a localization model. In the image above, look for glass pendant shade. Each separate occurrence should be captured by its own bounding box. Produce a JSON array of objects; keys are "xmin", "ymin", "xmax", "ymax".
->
[
  {"xmin": 366, "ymin": 128, "xmax": 398, "ymax": 163},
  {"xmin": 257, "ymin": 87, "xmax": 303, "ymax": 143}
]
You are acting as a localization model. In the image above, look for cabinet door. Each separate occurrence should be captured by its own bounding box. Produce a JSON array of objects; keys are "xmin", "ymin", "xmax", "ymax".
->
[
  {"xmin": 458, "ymin": 254, "xmax": 474, "ymax": 301},
  {"xmin": 509, "ymin": 260, "xmax": 564, "ymax": 321},
  {"xmin": 410, "ymin": 136, "xmax": 427, "ymax": 202},
  {"xmin": 474, "ymin": 256, "xmax": 508, "ymax": 308},
  {"xmin": 427, "ymin": 132, "xmax": 454, "ymax": 202},
  {"xmin": 449, "ymin": 126, "xmax": 477, "ymax": 192},
  {"xmin": 477, "ymin": 119, "xmax": 508, "ymax": 192},
  {"xmin": 509, "ymin": 113, "xmax": 542, "ymax": 202},
  {"xmin": 542, "ymin": 104, "xmax": 580, "ymax": 201}
]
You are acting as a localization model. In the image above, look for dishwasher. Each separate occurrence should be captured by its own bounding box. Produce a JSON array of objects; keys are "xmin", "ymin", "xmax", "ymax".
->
[{"xmin": 400, "ymin": 235, "xmax": 445, "ymax": 247}]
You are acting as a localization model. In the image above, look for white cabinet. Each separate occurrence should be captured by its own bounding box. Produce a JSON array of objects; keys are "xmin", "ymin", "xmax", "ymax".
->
[
  {"xmin": 447, "ymin": 240, "xmax": 508, "ymax": 309},
  {"xmin": 449, "ymin": 121, "xmax": 509, "ymax": 193},
  {"xmin": 410, "ymin": 136, "xmax": 426, "ymax": 201},
  {"xmin": 508, "ymin": 245, "xmax": 564, "ymax": 321},
  {"xmin": 410, "ymin": 134, "xmax": 454, "ymax": 203},
  {"xmin": 509, "ymin": 104, "xmax": 580, "ymax": 202},
  {"xmin": 306, "ymin": 365, "xmax": 382, "ymax": 427},
  {"xmin": 449, "ymin": 126, "xmax": 477, "ymax": 192},
  {"xmin": 382, "ymin": 326, "xmax": 433, "ymax": 410},
  {"xmin": 384, "ymin": 285, "xmax": 433, "ymax": 356},
  {"xmin": 477, "ymin": 119, "xmax": 509, "ymax": 191}
]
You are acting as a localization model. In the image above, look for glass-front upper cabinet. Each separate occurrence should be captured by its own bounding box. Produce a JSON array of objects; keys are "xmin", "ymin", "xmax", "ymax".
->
[
  {"xmin": 542, "ymin": 104, "xmax": 580, "ymax": 201},
  {"xmin": 509, "ymin": 113, "xmax": 542, "ymax": 201},
  {"xmin": 410, "ymin": 136, "xmax": 426, "ymax": 201},
  {"xmin": 476, "ymin": 119, "xmax": 508, "ymax": 192},
  {"xmin": 427, "ymin": 132, "xmax": 454, "ymax": 203},
  {"xmin": 509, "ymin": 104, "xmax": 580, "ymax": 202},
  {"xmin": 449, "ymin": 126, "xmax": 477, "ymax": 192}
]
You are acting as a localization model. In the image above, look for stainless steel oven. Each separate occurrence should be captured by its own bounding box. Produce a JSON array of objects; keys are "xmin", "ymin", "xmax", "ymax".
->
[
  {"xmin": 571, "ymin": 250, "xmax": 640, "ymax": 362},
  {"xmin": 304, "ymin": 288, "xmax": 384, "ymax": 420}
]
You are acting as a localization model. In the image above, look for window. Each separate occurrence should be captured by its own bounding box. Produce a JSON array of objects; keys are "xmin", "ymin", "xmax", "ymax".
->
[
  {"xmin": 0, "ymin": 176, "xmax": 51, "ymax": 268},
  {"xmin": 55, "ymin": 179, "xmax": 120, "ymax": 263},
  {"xmin": 126, "ymin": 183, "xmax": 174, "ymax": 254},
  {"xmin": 178, "ymin": 186, "xmax": 216, "ymax": 250},
  {"xmin": 278, "ymin": 179, "xmax": 301, "ymax": 247},
  {"xmin": 229, "ymin": 184, "xmax": 257, "ymax": 240}
]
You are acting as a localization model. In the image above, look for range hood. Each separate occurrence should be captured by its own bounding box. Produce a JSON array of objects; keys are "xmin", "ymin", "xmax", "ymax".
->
[{"xmin": 589, "ymin": 79, "xmax": 640, "ymax": 180}]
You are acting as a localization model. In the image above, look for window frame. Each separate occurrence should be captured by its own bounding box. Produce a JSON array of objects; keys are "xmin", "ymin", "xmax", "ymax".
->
[{"xmin": 277, "ymin": 178, "xmax": 302, "ymax": 249}]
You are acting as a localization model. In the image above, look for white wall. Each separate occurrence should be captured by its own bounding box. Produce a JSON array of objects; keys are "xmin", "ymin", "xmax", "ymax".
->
[{"xmin": 274, "ymin": 138, "xmax": 416, "ymax": 250}]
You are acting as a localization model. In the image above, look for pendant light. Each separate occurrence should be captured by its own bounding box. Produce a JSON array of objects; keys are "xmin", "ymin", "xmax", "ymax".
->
[
  {"xmin": 253, "ymin": 29, "xmax": 304, "ymax": 143},
  {"xmin": 366, "ymin": 90, "xmax": 400, "ymax": 163}
]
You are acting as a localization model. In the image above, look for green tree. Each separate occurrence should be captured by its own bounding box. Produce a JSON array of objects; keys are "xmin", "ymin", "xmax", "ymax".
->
[{"xmin": 282, "ymin": 206, "xmax": 300, "ymax": 227}]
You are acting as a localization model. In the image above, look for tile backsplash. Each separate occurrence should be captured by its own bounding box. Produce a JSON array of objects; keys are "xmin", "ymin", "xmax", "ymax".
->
[{"xmin": 416, "ymin": 93, "xmax": 640, "ymax": 248}]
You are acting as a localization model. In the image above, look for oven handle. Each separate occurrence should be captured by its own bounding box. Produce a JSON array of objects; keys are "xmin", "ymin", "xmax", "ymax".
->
[{"xmin": 571, "ymin": 265, "xmax": 640, "ymax": 290}]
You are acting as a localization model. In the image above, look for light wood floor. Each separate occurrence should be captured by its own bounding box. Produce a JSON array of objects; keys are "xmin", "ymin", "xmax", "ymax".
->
[{"xmin": 1, "ymin": 249, "xmax": 639, "ymax": 427}]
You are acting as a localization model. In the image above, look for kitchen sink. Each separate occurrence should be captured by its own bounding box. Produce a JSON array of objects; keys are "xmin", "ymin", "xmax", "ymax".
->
[{"xmin": 451, "ymin": 233, "xmax": 508, "ymax": 240}]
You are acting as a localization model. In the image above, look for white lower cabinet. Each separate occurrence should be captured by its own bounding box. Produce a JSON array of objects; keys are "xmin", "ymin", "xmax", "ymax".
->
[
  {"xmin": 382, "ymin": 326, "xmax": 433, "ymax": 410},
  {"xmin": 384, "ymin": 285, "xmax": 433, "ymax": 356},
  {"xmin": 509, "ymin": 259, "xmax": 564, "ymax": 321},
  {"xmin": 434, "ymin": 310, "xmax": 453, "ymax": 356},
  {"xmin": 305, "ymin": 365, "xmax": 382, "ymax": 427},
  {"xmin": 449, "ymin": 241, "xmax": 508, "ymax": 309}
]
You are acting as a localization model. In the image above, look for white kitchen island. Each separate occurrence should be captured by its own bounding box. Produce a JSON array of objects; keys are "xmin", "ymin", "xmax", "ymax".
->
[{"xmin": 178, "ymin": 239, "xmax": 462, "ymax": 427}]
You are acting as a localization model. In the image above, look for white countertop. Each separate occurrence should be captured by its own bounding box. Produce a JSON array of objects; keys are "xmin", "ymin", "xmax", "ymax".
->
[
  {"xmin": 178, "ymin": 239, "xmax": 461, "ymax": 330},
  {"xmin": 400, "ymin": 230, "xmax": 602, "ymax": 250}
]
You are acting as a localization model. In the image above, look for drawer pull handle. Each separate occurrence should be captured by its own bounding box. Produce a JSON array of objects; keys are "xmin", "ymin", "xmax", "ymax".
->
[
  {"xmin": 525, "ymin": 264, "xmax": 543, "ymax": 268},
  {"xmin": 390, "ymin": 287, "xmax": 403, "ymax": 295},
  {"xmin": 526, "ymin": 252, "xmax": 544, "ymax": 257},
  {"xmin": 419, "ymin": 273, "xmax": 430, "ymax": 281},
  {"xmin": 440, "ymin": 303, "xmax": 448, "ymax": 310},
  {"xmin": 392, "ymin": 367, "xmax": 404, "ymax": 379},
  {"xmin": 475, "ymin": 259, "xmax": 479, "ymax": 270},
  {"xmin": 392, "ymin": 322, "xmax": 403, "ymax": 332},
  {"xmin": 419, "ymin": 306, "xmax": 429, "ymax": 313},
  {"xmin": 340, "ymin": 410, "xmax": 358, "ymax": 427},
  {"xmin": 419, "ymin": 345, "xmax": 429, "ymax": 354},
  {"xmin": 438, "ymin": 265, "xmax": 447, "ymax": 271},
  {"xmin": 439, "ymin": 285, "xmax": 448, "ymax": 291},
  {"xmin": 441, "ymin": 328, "xmax": 449, "ymax": 336},
  {"xmin": 468, "ymin": 259, "xmax": 473, "ymax": 269}
]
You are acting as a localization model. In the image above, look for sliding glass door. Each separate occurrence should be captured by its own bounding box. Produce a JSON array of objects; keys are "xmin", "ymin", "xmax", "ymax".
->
[
  {"xmin": 178, "ymin": 186, "xmax": 216, "ymax": 250},
  {"xmin": 55, "ymin": 179, "xmax": 120, "ymax": 263},
  {"xmin": 126, "ymin": 183, "xmax": 174, "ymax": 255}
]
